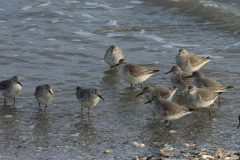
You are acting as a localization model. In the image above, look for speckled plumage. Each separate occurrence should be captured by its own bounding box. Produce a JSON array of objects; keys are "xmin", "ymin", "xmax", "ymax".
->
[
  {"xmin": 175, "ymin": 48, "xmax": 211, "ymax": 72},
  {"xmin": 34, "ymin": 84, "xmax": 54, "ymax": 111},
  {"xmin": 187, "ymin": 85, "xmax": 221, "ymax": 116},
  {"xmin": 0, "ymin": 76, "xmax": 22, "ymax": 104},
  {"xmin": 136, "ymin": 86, "xmax": 177, "ymax": 101},
  {"xmin": 115, "ymin": 59, "xmax": 160, "ymax": 88},
  {"xmin": 76, "ymin": 86, "xmax": 104, "ymax": 116},
  {"xmin": 145, "ymin": 94, "xmax": 192, "ymax": 125},
  {"xmin": 165, "ymin": 66, "xmax": 192, "ymax": 95},
  {"xmin": 104, "ymin": 45, "xmax": 125, "ymax": 67}
]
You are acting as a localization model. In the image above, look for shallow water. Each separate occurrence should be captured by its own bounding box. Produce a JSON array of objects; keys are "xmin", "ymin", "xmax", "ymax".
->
[{"xmin": 0, "ymin": 0, "xmax": 240, "ymax": 159}]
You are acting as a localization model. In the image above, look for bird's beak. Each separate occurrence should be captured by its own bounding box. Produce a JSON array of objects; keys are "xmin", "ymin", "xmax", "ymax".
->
[
  {"xmin": 98, "ymin": 94, "xmax": 104, "ymax": 100},
  {"xmin": 185, "ymin": 75, "xmax": 192, "ymax": 78},
  {"xmin": 48, "ymin": 90, "xmax": 54, "ymax": 95},
  {"xmin": 144, "ymin": 99, "xmax": 152, "ymax": 104},
  {"xmin": 175, "ymin": 54, "xmax": 179, "ymax": 59},
  {"xmin": 112, "ymin": 63, "xmax": 120, "ymax": 67},
  {"xmin": 18, "ymin": 82, "xmax": 23, "ymax": 87},
  {"xmin": 164, "ymin": 70, "xmax": 172, "ymax": 75},
  {"xmin": 238, "ymin": 123, "xmax": 240, "ymax": 129},
  {"xmin": 136, "ymin": 91, "xmax": 145, "ymax": 97}
]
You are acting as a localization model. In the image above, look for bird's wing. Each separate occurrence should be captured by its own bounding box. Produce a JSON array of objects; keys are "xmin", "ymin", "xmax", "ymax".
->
[
  {"xmin": 0, "ymin": 79, "xmax": 10, "ymax": 90},
  {"xmin": 199, "ymin": 89, "xmax": 218, "ymax": 102},
  {"xmin": 125, "ymin": 64, "xmax": 159, "ymax": 77},
  {"xmin": 181, "ymin": 72, "xmax": 193, "ymax": 85},
  {"xmin": 189, "ymin": 54, "xmax": 210, "ymax": 68}
]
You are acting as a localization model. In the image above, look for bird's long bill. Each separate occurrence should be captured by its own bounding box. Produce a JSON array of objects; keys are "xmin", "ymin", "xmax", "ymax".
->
[
  {"xmin": 48, "ymin": 90, "xmax": 54, "ymax": 95},
  {"xmin": 238, "ymin": 124, "xmax": 240, "ymax": 129},
  {"xmin": 136, "ymin": 91, "xmax": 145, "ymax": 97},
  {"xmin": 18, "ymin": 82, "xmax": 23, "ymax": 87},
  {"xmin": 185, "ymin": 75, "xmax": 192, "ymax": 78},
  {"xmin": 144, "ymin": 100, "xmax": 152, "ymax": 104},
  {"xmin": 98, "ymin": 94, "xmax": 104, "ymax": 100},
  {"xmin": 164, "ymin": 70, "xmax": 172, "ymax": 75},
  {"xmin": 112, "ymin": 63, "xmax": 119, "ymax": 67},
  {"xmin": 175, "ymin": 54, "xmax": 179, "ymax": 59}
]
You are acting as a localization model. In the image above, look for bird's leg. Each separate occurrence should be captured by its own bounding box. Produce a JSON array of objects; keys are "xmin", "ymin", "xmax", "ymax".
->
[
  {"xmin": 81, "ymin": 107, "xmax": 83, "ymax": 117},
  {"xmin": 180, "ymin": 92, "xmax": 183, "ymax": 96},
  {"xmin": 218, "ymin": 95, "xmax": 221, "ymax": 104},
  {"xmin": 209, "ymin": 103, "xmax": 215, "ymax": 115},
  {"xmin": 131, "ymin": 84, "xmax": 133, "ymax": 87},
  {"xmin": 140, "ymin": 82, "xmax": 143, "ymax": 89},
  {"xmin": 13, "ymin": 97, "xmax": 16, "ymax": 104},
  {"xmin": 198, "ymin": 108, "xmax": 201, "ymax": 117},
  {"xmin": 4, "ymin": 98, "xmax": 6, "ymax": 105},
  {"xmin": 152, "ymin": 110, "xmax": 155, "ymax": 119},
  {"xmin": 44, "ymin": 105, "xmax": 47, "ymax": 112},
  {"xmin": 169, "ymin": 121, "xmax": 172, "ymax": 125},
  {"xmin": 88, "ymin": 108, "xmax": 90, "ymax": 116}
]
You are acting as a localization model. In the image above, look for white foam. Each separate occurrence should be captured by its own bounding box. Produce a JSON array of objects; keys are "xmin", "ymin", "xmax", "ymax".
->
[
  {"xmin": 0, "ymin": 8, "xmax": 4, "ymax": 11},
  {"xmin": 64, "ymin": 0, "xmax": 81, "ymax": 4},
  {"xmin": 0, "ymin": 21, "xmax": 6, "ymax": 23},
  {"xmin": 161, "ymin": 43, "xmax": 201, "ymax": 48},
  {"xmin": 84, "ymin": 4, "xmax": 134, "ymax": 9},
  {"xmin": 82, "ymin": 13, "xmax": 93, "ymax": 18},
  {"xmin": 78, "ymin": 47, "xmax": 85, "ymax": 49},
  {"xmin": 140, "ymin": 35, "xmax": 164, "ymax": 43},
  {"xmin": 54, "ymin": 11, "xmax": 64, "ymax": 14},
  {"xmin": 37, "ymin": 2, "xmax": 52, "ymax": 7},
  {"xmin": 44, "ymin": 48, "xmax": 54, "ymax": 50},
  {"xmin": 130, "ymin": 1, "xmax": 143, "ymax": 4},
  {"xmin": 106, "ymin": 33, "xmax": 124, "ymax": 37},
  {"xmin": 74, "ymin": 30, "xmax": 95, "ymax": 36},
  {"xmin": 224, "ymin": 41, "xmax": 240, "ymax": 50},
  {"xmin": 139, "ymin": 29, "xmax": 145, "ymax": 34},
  {"xmin": 143, "ymin": 45, "xmax": 158, "ymax": 51},
  {"xmin": 28, "ymin": 41, "xmax": 34, "ymax": 44},
  {"xmin": 46, "ymin": 38, "xmax": 55, "ymax": 41},
  {"xmin": 114, "ymin": 6, "xmax": 134, "ymax": 9},
  {"xmin": 85, "ymin": 2, "xmax": 98, "ymax": 5},
  {"xmin": 161, "ymin": 44, "xmax": 173, "ymax": 49},
  {"xmin": 51, "ymin": 20, "xmax": 60, "ymax": 23},
  {"xmin": 21, "ymin": 6, "xmax": 32, "ymax": 10},
  {"xmin": 26, "ymin": 18, "xmax": 32, "ymax": 21},
  {"xmin": 107, "ymin": 20, "xmax": 117, "ymax": 26},
  {"xmin": 72, "ymin": 39, "xmax": 82, "ymax": 41},
  {"xmin": 28, "ymin": 28, "xmax": 36, "ymax": 31}
]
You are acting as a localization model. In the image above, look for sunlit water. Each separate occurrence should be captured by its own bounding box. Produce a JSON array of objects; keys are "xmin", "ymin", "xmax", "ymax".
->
[{"xmin": 0, "ymin": 0, "xmax": 240, "ymax": 159}]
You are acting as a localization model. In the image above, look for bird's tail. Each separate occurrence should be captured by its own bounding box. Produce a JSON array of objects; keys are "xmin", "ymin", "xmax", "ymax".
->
[{"xmin": 188, "ymin": 108, "xmax": 195, "ymax": 111}]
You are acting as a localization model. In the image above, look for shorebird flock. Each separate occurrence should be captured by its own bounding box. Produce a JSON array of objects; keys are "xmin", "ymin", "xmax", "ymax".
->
[{"xmin": 0, "ymin": 44, "xmax": 236, "ymax": 126}]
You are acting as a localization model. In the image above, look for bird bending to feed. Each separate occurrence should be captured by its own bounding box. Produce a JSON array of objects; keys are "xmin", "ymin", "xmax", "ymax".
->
[
  {"xmin": 175, "ymin": 48, "xmax": 211, "ymax": 72},
  {"xmin": 164, "ymin": 66, "xmax": 192, "ymax": 95},
  {"xmin": 104, "ymin": 44, "xmax": 125, "ymax": 67},
  {"xmin": 113, "ymin": 59, "xmax": 160, "ymax": 88},
  {"xmin": 76, "ymin": 86, "xmax": 104, "ymax": 116},
  {"xmin": 136, "ymin": 86, "xmax": 178, "ymax": 101},
  {"xmin": 144, "ymin": 94, "xmax": 192, "ymax": 125},
  {"xmin": 0, "ymin": 76, "xmax": 22, "ymax": 105},
  {"xmin": 185, "ymin": 71, "xmax": 233, "ymax": 103},
  {"xmin": 34, "ymin": 84, "xmax": 54, "ymax": 111},
  {"xmin": 187, "ymin": 85, "xmax": 222, "ymax": 116}
]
